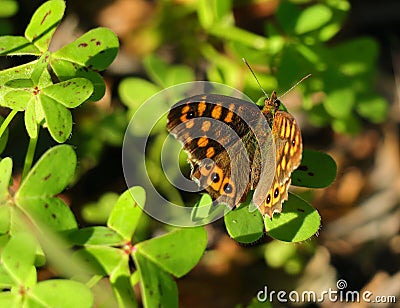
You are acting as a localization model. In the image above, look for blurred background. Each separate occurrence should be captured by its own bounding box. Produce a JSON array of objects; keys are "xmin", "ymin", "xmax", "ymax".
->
[{"xmin": 1, "ymin": 0, "xmax": 399, "ymax": 307}]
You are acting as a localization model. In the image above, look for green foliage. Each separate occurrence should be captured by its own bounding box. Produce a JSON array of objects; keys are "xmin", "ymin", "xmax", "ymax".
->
[
  {"xmin": 0, "ymin": 116, "xmax": 9, "ymax": 154},
  {"xmin": 224, "ymin": 198, "xmax": 265, "ymax": 244},
  {"xmin": 1, "ymin": 150, "xmax": 206, "ymax": 307},
  {"xmin": 135, "ymin": 227, "xmax": 207, "ymax": 278},
  {"xmin": 119, "ymin": 54, "xmax": 195, "ymax": 116},
  {"xmin": 0, "ymin": 0, "xmax": 18, "ymax": 18},
  {"xmin": 0, "ymin": 0, "xmax": 381, "ymax": 305},
  {"xmin": 264, "ymin": 239, "xmax": 315, "ymax": 275},
  {"xmin": 131, "ymin": 227, "xmax": 207, "ymax": 307},
  {"xmin": 0, "ymin": 1, "xmax": 208, "ymax": 307},
  {"xmin": 117, "ymin": 1, "xmax": 342, "ymax": 244},
  {"xmin": 15, "ymin": 145, "xmax": 78, "ymax": 231},
  {"xmin": 108, "ymin": 188, "xmax": 146, "ymax": 241},
  {"xmin": 81, "ymin": 192, "xmax": 120, "ymax": 224},
  {"xmin": 125, "ymin": 0, "xmax": 386, "ymax": 134},
  {"xmin": 292, "ymin": 149, "xmax": 337, "ymax": 188},
  {"xmin": 0, "ymin": 0, "xmax": 118, "ymax": 143},
  {"xmin": 264, "ymin": 193, "xmax": 321, "ymax": 242},
  {"xmin": 72, "ymin": 187, "xmax": 207, "ymax": 307},
  {"xmin": 0, "ymin": 232, "xmax": 94, "ymax": 307},
  {"xmin": 224, "ymin": 149, "xmax": 332, "ymax": 244}
]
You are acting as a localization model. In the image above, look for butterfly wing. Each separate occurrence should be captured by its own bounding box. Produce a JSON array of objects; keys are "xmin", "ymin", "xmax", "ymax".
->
[
  {"xmin": 257, "ymin": 110, "xmax": 303, "ymax": 217},
  {"xmin": 190, "ymin": 138, "xmax": 252, "ymax": 207},
  {"xmin": 167, "ymin": 94, "xmax": 273, "ymax": 208}
]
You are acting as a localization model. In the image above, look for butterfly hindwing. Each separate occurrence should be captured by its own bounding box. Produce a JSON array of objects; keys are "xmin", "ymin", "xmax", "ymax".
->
[
  {"xmin": 191, "ymin": 138, "xmax": 252, "ymax": 208},
  {"xmin": 258, "ymin": 110, "xmax": 303, "ymax": 217}
]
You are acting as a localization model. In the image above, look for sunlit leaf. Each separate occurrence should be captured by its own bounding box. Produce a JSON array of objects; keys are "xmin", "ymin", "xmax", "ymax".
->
[
  {"xmin": 323, "ymin": 88, "xmax": 355, "ymax": 119},
  {"xmin": 40, "ymin": 95, "xmax": 72, "ymax": 143},
  {"xmin": 108, "ymin": 187, "xmax": 145, "ymax": 241},
  {"xmin": 3, "ymin": 90, "xmax": 31, "ymax": 111},
  {"xmin": 118, "ymin": 77, "xmax": 160, "ymax": 112},
  {"xmin": 0, "ymin": 36, "xmax": 39, "ymax": 55},
  {"xmin": 295, "ymin": 4, "xmax": 332, "ymax": 34},
  {"xmin": 24, "ymin": 96, "xmax": 38, "ymax": 139},
  {"xmin": 133, "ymin": 252, "xmax": 178, "ymax": 308},
  {"xmin": 356, "ymin": 95, "xmax": 388, "ymax": 123},
  {"xmin": 25, "ymin": 280, "xmax": 93, "ymax": 308},
  {"xmin": 224, "ymin": 201, "xmax": 264, "ymax": 244},
  {"xmin": 17, "ymin": 145, "xmax": 76, "ymax": 198},
  {"xmin": 292, "ymin": 149, "xmax": 337, "ymax": 188},
  {"xmin": 41, "ymin": 78, "xmax": 93, "ymax": 108},
  {"xmin": 265, "ymin": 193, "xmax": 320, "ymax": 242},
  {"xmin": 24, "ymin": 0, "xmax": 65, "ymax": 52},
  {"xmin": 2, "ymin": 233, "xmax": 37, "ymax": 286},
  {"xmin": 135, "ymin": 227, "xmax": 207, "ymax": 278},
  {"xmin": 66, "ymin": 227, "xmax": 125, "ymax": 246},
  {"xmin": 53, "ymin": 28, "xmax": 118, "ymax": 71}
]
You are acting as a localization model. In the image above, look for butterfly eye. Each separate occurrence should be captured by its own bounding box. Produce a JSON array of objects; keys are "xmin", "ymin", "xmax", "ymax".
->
[
  {"xmin": 186, "ymin": 111, "xmax": 195, "ymax": 119},
  {"xmin": 211, "ymin": 173, "xmax": 220, "ymax": 183},
  {"xmin": 292, "ymin": 139, "xmax": 295, "ymax": 146},
  {"xmin": 223, "ymin": 183, "xmax": 233, "ymax": 194},
  {"xmin": 266, "ymin": 194, "xmax": 271, "ymax": 204}
]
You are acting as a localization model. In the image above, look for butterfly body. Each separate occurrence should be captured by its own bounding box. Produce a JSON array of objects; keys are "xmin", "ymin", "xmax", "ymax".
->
[{"xmin": 167, "ymin": 92, "xmax": 302, "ymax": 218}]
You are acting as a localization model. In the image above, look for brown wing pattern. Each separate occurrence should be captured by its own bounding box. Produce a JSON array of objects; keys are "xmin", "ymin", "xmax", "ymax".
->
[
  {"xmin": 167, "ymin": 94, "xmax": 269, "ymax": 208},
  {"xmin": 257, "ymin": 111, "xmax": 303, "ymax": 217}
]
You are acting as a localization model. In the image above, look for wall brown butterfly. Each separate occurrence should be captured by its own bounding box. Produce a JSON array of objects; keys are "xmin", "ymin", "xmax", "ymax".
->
[
  {"xmin": 167, "ymin": 60, "xmax": 306, "ymax": 217},
  {"xmin": 167, "ymin": 88, "xmax": 303, "ymax": 218}
]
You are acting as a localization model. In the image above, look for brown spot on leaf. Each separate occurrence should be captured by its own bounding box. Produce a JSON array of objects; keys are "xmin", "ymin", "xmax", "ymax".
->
[
  {"xmin": 298, "ymin": 165, "xmax": 308, "ymax": 171},
  {"xmin": 78, "ymin": 43, "xmax": 88, "ymax": 47},
  {"xmin": 41, "ymin": 10, "xmax": 51, "ymax": 25}
]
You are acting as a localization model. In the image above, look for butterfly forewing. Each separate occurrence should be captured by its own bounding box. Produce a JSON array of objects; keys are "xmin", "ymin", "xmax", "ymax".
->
[{"xmin": 167, "ymin": 94, "xmax": 274, "ymax": 209}]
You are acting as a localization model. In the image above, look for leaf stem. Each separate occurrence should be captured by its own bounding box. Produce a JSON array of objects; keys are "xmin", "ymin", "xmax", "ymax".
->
[
  {"xmin": 0, "ymin": 109, "xmax": 18, "ymax": 139},
  {"xmin": 22, "ymin": 129, "xmax": 39, "ymax": 181},
  {"xmin": 86, "ymin": 275, "xmax": 103, "ymax": 288}
]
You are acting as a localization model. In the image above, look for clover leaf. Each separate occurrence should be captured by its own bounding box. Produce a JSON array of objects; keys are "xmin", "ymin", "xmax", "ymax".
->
[
  {"xmin": 0, "ymin": 0, "xmax": 118, "ymax": 143},
  {"xmin": 15, "ymin": 145, "xmax": 78, "ymax": 231},
  {"xmin": 225, "ymin": 149, "xmax": 336, "ymax": 243}
]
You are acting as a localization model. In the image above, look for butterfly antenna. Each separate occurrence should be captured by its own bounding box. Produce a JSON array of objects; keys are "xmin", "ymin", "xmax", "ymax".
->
[
  {"xmin": 242, "ymin": 58, "xmax": 269, "ymax": 98},
  {"xmin": 278, "ymin": 74, "xmax": 311, "ymax": 100}
]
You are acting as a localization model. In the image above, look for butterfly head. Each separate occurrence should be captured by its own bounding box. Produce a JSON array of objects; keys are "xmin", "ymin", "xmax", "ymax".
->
[{"xmin": 262, "ymin": 91, "xmax": 281, "ymax": 125}]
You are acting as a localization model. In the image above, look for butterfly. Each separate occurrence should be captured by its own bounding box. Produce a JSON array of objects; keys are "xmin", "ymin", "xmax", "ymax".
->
[{"xmin": 167, "ymin": 90, "xmax": 302, "ymax": 218}]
